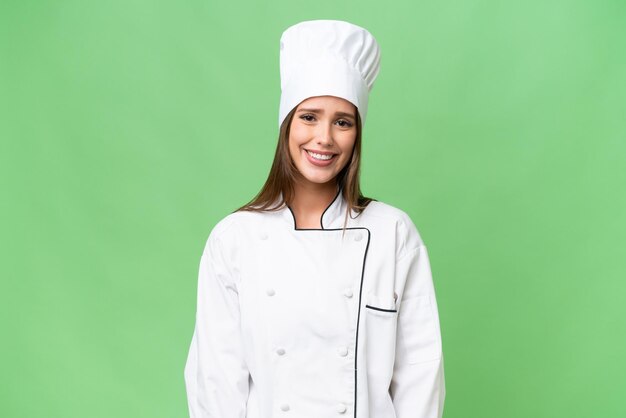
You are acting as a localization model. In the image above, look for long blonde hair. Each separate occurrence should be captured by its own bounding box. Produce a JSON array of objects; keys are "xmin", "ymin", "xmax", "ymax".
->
[{"xmin": 235, "ymin": 104, "xmax": 375, "ymax": 228}]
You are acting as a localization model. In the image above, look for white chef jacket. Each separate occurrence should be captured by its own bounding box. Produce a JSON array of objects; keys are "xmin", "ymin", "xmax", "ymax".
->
[{"xmin": 184, "ymin": 187, "xmax": 445, "ymax": 418}]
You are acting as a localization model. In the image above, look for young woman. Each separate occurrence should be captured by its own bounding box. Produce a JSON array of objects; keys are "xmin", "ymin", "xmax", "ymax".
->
[{"xmin": 184, "ymin": 19, "xmax": 445, "ymax": 418}]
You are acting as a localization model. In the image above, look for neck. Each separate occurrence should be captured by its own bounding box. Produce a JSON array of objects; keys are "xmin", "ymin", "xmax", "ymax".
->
[{"xmin": 289, "ymin": 178, "xmax": 339, "ymax": 229}]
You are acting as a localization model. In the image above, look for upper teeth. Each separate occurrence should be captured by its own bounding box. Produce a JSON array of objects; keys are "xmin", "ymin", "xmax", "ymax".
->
[{"xmin": 307, "ymin": 150, "xmax": 333, "ymax": 160}]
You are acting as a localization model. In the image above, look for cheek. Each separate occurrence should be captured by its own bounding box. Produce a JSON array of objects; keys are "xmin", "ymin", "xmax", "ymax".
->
[
  {"xmin": 338, "ymin": 133, "xmax": 356, "ymax": 156},
  {"xmin": 288, "ymin": 135, "xmax": 302, "ymax": 162},
  {"xmin": 288, "ymin": 125, "xmax": 304, "ymax": 148}
]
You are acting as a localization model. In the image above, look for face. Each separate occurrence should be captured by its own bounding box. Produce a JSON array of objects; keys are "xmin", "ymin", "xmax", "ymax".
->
[{"xmin": 288, "ymin": 95, "xmax": 358, "ymax": 186}]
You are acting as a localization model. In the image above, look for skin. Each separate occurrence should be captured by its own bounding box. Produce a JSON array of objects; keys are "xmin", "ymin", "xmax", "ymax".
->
[{"xmin": 288, "ymin": 95, "xmax": 357, "ymax": 228}]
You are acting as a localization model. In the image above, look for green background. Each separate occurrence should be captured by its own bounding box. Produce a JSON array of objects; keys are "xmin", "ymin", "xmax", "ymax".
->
[{"xmin": 2, "ymin": 0, "xmax": 625, "ymax": 417}]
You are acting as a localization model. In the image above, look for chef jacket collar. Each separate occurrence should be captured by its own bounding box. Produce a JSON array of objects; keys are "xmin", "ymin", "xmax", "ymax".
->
[{"xmin": 279, "ymin": 184, "xmax": 348, "ymax": 230}]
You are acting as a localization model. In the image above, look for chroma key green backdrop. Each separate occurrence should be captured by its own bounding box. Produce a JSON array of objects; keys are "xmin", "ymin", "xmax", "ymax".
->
[{"xmin": 1, "ymin": 0, "xmax": 625, "ymax": 417}]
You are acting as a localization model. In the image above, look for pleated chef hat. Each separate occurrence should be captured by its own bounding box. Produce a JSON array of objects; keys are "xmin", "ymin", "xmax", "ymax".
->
[{"xmin": 278, "ymin": 19, "xmax": 381, "ymax": 128}]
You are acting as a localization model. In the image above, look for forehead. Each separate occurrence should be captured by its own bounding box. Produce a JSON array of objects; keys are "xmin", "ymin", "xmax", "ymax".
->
[{"xmin": 297, "ymin": 95, "xmax": 356, "ymax": 114}]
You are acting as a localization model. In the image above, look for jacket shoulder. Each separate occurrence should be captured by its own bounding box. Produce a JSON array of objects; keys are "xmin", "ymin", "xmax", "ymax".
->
[
  {"xmin": 201, "ymin": 211, "xmax": 245, "ymax": 254},
  {"xmin": 203, "ymin": 208, "xmax": 269, "ymax": 247},
  {"xmin": 363, "ymin": 200, "xmax": 426, "ymax": 255}
]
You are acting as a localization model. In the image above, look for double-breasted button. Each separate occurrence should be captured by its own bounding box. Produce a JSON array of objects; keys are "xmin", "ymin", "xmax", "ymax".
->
[
  {"xmin": 259, "ymin": 232, "xmax": 268, "ymax": 240},
  {"xmin": 276, "ymin": 347, "xmax": 286, "ymax": 356},
  {"xmin": 336, "ymin": 403, "xmax": 347, "ymax": 414},
  {"xmin": 343, "ymin": 288, "xmax": 353, "ymax": 298},
  {"xmin": 266, "ymin": 288, "xmax": 275, "ymax": 296},
  {"xmin": 280, "ymin": 403, "xmax": 290, "ymax": 411},
  {"xmin": 354, "ymin": 232, "xmax": 363, "ymax": 242},
  {"xmin": 337, "ymin": 346, "xmax": 349, "ymax": 357}
]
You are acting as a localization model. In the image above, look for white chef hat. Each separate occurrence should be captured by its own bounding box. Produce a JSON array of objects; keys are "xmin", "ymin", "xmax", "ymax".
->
[{"xmin": 278, "ymin": 19, "xmax": 381, "ymax": 129}]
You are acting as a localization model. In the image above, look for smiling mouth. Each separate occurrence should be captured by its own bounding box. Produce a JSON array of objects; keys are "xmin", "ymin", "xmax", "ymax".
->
[{"xmin": 305, "ymin": 149, "xmax": 336, "ymax": 161}]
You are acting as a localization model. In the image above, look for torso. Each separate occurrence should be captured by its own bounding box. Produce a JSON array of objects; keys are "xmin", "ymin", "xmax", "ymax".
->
[{"xmin": 205, "ymin": 190, "xmax": 429, "ymax": 417}]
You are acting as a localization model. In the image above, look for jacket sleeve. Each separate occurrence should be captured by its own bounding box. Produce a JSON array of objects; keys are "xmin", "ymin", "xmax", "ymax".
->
[
  {"xmin": 184, "ymin": 221, "xmax": 250, "ymax": 418},
  {"xmin": 390, "ymin": 241, "xmax": 446, "ymax": 418}
]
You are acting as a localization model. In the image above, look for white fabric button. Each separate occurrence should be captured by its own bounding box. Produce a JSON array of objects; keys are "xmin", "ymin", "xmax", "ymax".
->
[
  {"xmin": 276, "ymin": 347, "xmax": 286, "ymax": 356},
  {"xmin": 337, "ymin": 346, "xmax": 348, "ymax": 357},
  {"xmin": 266, "ymin": 288, "xmax": 275, "ymax": 296},
  {"xmin": 336, "ymin": 403, "xmax": 347, "ymax": 413},
  {"xmin": 343, "ymin": 288, "xmax": 353, "ymax": 298},
  {"xmin": 280, "ymin": 403, "xmax": 290, "ymax": 411},
  {"xmin": 354, "ymin": 232, "xmax": 362, "ymax": 242},
  {"xmin": 259, "ymin": 232, "xmax": 268, "ymax": 240}
]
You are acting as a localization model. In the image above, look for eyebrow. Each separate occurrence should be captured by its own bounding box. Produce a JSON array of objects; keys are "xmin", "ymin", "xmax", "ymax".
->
[{"xmin": 297, "ymin": 108, "xmax": 356, "ymax": 120}]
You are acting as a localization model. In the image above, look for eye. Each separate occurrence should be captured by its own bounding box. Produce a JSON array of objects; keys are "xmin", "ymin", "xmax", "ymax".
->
[
  {"xmin": 336, "ymin": 119, "xmax": 354, "ymax": 128},
  {"xmin": 300, "ymin": 114, "xmax": 316, "ymax": 122}
]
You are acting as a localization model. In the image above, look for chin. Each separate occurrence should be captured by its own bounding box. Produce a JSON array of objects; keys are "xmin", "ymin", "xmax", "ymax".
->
[
  {"xmin": 311, "ymin": 178, "xmax": 337, "ymax": 185},
  {"xmin": 300, "ymin": 172, "xmax": 336, "ymax": 185}
]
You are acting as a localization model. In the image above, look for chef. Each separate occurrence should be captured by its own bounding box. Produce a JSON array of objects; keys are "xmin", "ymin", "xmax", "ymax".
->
[{"xmin": 184, "ymin": 19, "xmax": 446, "ymax": 418}]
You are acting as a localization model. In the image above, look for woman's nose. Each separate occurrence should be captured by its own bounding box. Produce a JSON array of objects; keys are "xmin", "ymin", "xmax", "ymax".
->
[{"xmin": 316, "ymin": 123, "xmax": 334, "ymax": 146}]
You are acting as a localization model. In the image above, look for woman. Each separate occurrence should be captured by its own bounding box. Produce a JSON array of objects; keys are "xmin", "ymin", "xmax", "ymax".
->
[{"xmin": 184, "ymin": 19, "xmax": 445, "ymax": 418}]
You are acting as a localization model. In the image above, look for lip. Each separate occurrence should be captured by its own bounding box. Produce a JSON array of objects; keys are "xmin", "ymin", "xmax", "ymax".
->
[
  {"xmin": 303, "ymin": 149, "xmax": 337, "ymax": 167},
  {"xmin": 305, "ymin": 148, "xmax": 335, "ymax": 155}
]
